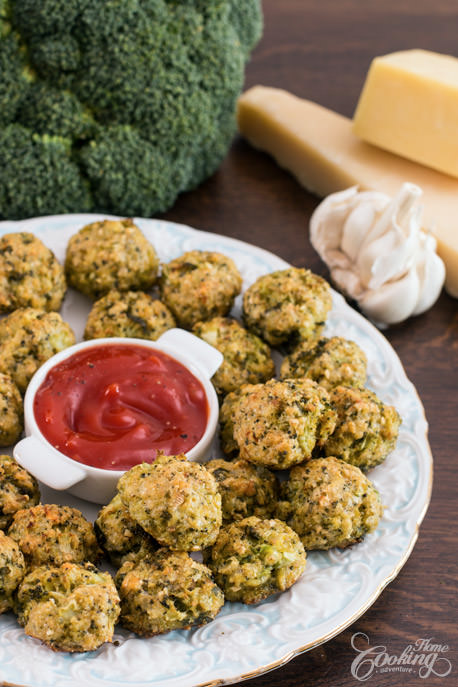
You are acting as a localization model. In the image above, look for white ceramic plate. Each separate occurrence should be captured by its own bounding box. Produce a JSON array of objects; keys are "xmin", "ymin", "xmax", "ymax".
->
[{"xmin": 0, "ymin": 215, "xmax": 432, "ymax": 687}]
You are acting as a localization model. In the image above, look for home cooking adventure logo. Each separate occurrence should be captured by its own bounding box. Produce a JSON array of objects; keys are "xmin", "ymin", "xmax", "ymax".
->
[{"xmin": 350, "ymin": 632, "xmax": 453, "ymax": 681}]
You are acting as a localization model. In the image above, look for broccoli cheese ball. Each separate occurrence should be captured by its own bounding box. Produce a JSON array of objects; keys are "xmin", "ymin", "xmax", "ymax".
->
[
  {"xmin": 0, "ymin": 454, "xmax": 40, "ymax": 531},
  {"xmin": 0, "ymin": 308, "xmax": 75, "ymax": 392},
  {"xmin": 325, "ymin": 386, "xmax": 401, "ymax": 470},
  {"xmin": 95, "ymin": 493, "xmax": 156, "ymax": 568},
  {"xmin": 118, "ymin": 455, "xmax": 222, "ymax": 551},
  {"xmin": 8, "ymin": 504, "xmax": 100, "ymax": 570},
  {"xmin": 65, "ymin": 219, "xmax": 159, "ymax": 298},
  {"xmin": 159, "ymin": 250, "xmax": 242, "ymax": 329},
  {"xmin": 232, "ymin": 379, "xmax": 337, "ymax": 470},
  {"xmin": 242, "ymin": 267, "xmax": 332, "ymax": 348},
  {"xmin": 193, "ymin": 317, "xmax": 275, "ymax": 396},
  {"xmin": 115, "ymin": 548, "xmax": 224, "ymax": 636},
  {"xmin": 276, "ymin": 457, "xmax": 383, "ymax": 550},
  {"xmin": 16, "ymin": 562, "xmax": 120, "ymax": 652},
  {"xmin": 280, "ymin": 336, "xmax": 367, "ymax": 391},
  {"xmin": 204, "ymin": 516, "xmax": 306, "ymax": 604},
  {"xmin": 0, "ymin": 232, "xmax": 66, "ymax": 313},
  {"xmin": 206, "ymin": 458, "xmax": 279, "ymax": 523},
  {"xmin": 84, "ymin": 289, "xmax": 175, "ymax": 340},
  {"xmin": 0, "ymin": 531, "xmax": 26, "ymax": 613},
  {"xmin": 0, "ymin": 374, "xmax": 23, "ymax": 446},
  {"xmin": 219, "ymin": 385, "xmax": 257, "ymax": 457}
]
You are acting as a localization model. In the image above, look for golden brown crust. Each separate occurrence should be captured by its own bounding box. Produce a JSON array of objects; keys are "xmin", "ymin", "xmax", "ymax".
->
[
  {"xmin": 276, "ymin": 456, "xmax": 383, "ymax": 550},
  {"xmin": 324, "ymin": 385, "xmax": 401, "ymax": 469},
  {"xmin": 118, "ymin": 456, "xmax": 222, "ymax": 551},
  {"xmin": 84, "ymin": 289, "xmax": 175, "ymax": 340},
  {"xmin": 0, "ymin": 454, "xmax": 40, "ymax": 531},
  {"xmin": 206, "ymin": 458, "xmax": 279, "ymax": 523},
  {"xmin": 0, "ymin": 232, "xmax": 66, "ymax": 313},
  {"xmin": 0, "ymin": 308, "xmax": 75, "ymax": 392},
  {"xmin": 242, "ymin": 267, "xmax": 332, "ymax": 347},
  {"xmin": 8, "ymin": 504, "xmax": 100, "ymax": 570},
  {"xmin": 193, "ymin": 316, "xmax": 275, "ymax": 397},
  {"xmin": 17, "ymin": 562, "xmax": 120, "ymax": 652},
  {"xmin": 205, "ymin": 516, "xmax": 306, "ymax": 604},
  {"xmin": 65, "ymin": 219, "xmax": 159, "ymax": 298},
  {"xmin": 94, "ymin": 493, "xmax": 156, "ymax": 568},
  {"xmin": 159, "ymin": 250, "xmax": 242, "ymax": 329},
  {"xmin": 280, "ymin": 336, "xmax": 367, "ymax": 390},
  {"xmin": 0, "ymin": 374, "xmax": 23, "ymax": 447},
  {"xmin": 219, "ymin": 384, "xmax": 257, "ymax": 457},
  {"xmin": 0, "ymin": 530, "xmax": 26, "ymax": 614},
  {"xmin": 232, "ymin": 378, "xmax": 337, "ymax": 469},
  {"xmin": 115, "ymin": 548, "xmax": 224, "ymax": 636}
]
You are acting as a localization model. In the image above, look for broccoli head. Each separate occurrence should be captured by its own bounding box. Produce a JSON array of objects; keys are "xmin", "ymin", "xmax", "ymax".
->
[{"xmin": 0, "ymin": 0, "xmax": 262, "ymax": 220}]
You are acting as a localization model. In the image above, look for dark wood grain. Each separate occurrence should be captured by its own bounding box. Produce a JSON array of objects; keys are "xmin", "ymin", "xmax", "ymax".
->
[{"xmin": 163, "ymin": 1, "xmax": 458, "ymax": 685}]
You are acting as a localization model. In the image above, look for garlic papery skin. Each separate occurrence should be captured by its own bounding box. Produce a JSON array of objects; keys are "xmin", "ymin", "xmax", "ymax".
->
[{"xmin": 310, "ymin": 183, "xmax": 446, "ymax": 325}]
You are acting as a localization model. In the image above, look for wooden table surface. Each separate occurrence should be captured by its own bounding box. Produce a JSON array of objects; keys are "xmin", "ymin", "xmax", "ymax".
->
[{"xmin": 162, "ymin": 1, "xmax": 458, "ymax": 685}]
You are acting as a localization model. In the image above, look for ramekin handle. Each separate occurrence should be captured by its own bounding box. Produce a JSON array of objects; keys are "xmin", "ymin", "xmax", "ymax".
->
[
  {"xmin": 157, "ymin": 328, "xmax": 223, "ymax": 379},
  {"xmin": 14, "ymin": 436, "xmax": 87, "ymax": 490}
]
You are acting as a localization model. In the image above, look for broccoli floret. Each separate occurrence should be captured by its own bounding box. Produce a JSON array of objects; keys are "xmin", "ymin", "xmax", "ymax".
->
[
  {"xmin": 0, "ymin": 0, "xmax": 10, "ymax": 33},
  {"xmin": 11, "ymin": 0, "xmax": 87, "ymax": 38},
  {"xmin": 0, "ymin": 32, "xmax": 31, "ymax": 125},
  {"xmin": 17, "ymin": 83, "xmax": 96, "ymax": 139},
  {"xmin": 228, "ymin": 0, "xmax": 265, "ymax": 57},
  {"xmin": 79, "ymin": 125, "xmax": 190, "ymax": 217},
  {"xmin": 0, "ymin": 0, "xmax": 262, "ymax": 220},
  {"xmin": 0, "ymin": 124, "xmax": 92, "ymax": 219}
]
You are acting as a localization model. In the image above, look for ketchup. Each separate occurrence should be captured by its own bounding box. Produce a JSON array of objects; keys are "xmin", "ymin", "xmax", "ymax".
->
[{"xmin": 33, "ymin": 343, "xmax": 209, "ymax": 470}]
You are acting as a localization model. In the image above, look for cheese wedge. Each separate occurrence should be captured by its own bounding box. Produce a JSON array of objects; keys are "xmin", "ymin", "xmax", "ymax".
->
[
  {"xmin": 237, "ymin": 86, "xmax": 458, "ymax": 297},
  {"xmin": 353, "ymin": 50, "xmax": 458, "ymax": 178}
]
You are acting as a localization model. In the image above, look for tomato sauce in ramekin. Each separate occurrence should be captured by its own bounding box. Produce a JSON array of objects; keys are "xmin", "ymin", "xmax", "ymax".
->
[{"xmin": 33, "ymin": 343, "xmax": 209, "ymax": 471}]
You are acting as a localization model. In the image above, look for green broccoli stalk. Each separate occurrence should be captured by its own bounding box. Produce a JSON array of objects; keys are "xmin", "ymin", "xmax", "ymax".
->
[{"xmin": 0, "ymin": 0, "xmax": 262, "ymax": 220}]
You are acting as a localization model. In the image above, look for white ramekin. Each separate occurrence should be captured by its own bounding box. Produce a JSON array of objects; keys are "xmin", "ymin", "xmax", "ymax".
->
[{"xmin": 14, "ymin": 329, "xmax": 223, "ymax": 505}]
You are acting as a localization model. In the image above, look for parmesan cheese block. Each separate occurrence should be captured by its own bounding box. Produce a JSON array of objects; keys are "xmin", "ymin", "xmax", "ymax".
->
[
  {"xmin": 353, "ymin": 50, "xmax": 458, "ymax": 178},
  {"xmin": 237, "ymin": 86, "xmax": 458, "ymax": 297}
]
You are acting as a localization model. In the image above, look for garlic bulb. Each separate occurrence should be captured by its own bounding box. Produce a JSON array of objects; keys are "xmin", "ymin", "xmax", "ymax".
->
[{"xmin": 310, "ymin": 183, "xmax": 445, "ymax": 325}]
